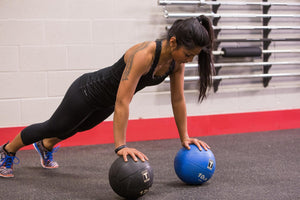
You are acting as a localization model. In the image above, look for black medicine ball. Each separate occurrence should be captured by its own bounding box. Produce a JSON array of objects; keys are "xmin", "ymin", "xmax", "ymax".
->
[{"xmin": 109, "ymin": 156, "xmax": 154, "ymax": 199}]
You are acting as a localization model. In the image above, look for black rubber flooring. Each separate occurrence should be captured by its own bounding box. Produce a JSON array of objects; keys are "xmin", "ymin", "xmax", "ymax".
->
[{"xmin": 1, "ymin": 129, "xmax": 299, "ymax": 200}]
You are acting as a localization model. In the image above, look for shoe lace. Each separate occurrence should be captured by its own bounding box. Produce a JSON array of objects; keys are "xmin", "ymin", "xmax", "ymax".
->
[
  {"xmin": 0, "ymin": 155, "xmax": 20, "ymax": 168},
  {"xmin": 45, "ymin": 145, "xmax": 60, "ymax": 161}
]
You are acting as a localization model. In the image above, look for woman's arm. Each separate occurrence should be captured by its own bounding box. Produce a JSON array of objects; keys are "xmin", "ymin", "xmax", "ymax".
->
[
  {"xmin": 169, "ymin": 63, "xmax": 189, "ymax": 142},
  {"xmin": 170, "ymin": 63, "xmax": 210, "ymax": 151},
  {"xmin": 113, "ymin": 42, "xmax": 153, "ymax": 162}
]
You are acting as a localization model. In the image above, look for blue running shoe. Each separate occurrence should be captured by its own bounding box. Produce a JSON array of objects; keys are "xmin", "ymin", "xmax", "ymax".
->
[
  {"xmin": 33, "ymin": 141, "xmax": 59, "ymax": 169},
  {"xmin": 0, "ymin": 143, "xmax": 20, "ymax": 178}
]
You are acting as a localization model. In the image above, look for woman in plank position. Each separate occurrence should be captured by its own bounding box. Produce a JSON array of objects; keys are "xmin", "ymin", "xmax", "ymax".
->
[{"xmin": 0, "ymin": 15, "xmax": 214, "ymax": 178}]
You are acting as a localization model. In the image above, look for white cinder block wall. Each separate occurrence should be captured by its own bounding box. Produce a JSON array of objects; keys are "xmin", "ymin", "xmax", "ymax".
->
[{"xmin": 0, "ymin": 0, "xmax": 299, "ymax": 128}]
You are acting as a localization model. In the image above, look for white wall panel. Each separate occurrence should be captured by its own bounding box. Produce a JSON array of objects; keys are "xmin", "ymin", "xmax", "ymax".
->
[{"xmin": 0, "ymin": 0, "xmax": 299, "ymax": 128}]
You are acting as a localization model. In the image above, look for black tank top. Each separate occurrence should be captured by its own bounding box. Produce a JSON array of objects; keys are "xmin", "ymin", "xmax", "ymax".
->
[{"xmin": 80, "ymin": 40, "xmax": 175, "ymax": 107}]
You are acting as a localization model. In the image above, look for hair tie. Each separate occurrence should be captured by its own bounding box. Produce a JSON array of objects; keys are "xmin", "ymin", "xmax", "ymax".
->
[{"xmin": 202, "ymin": 47, "xmax": 210, "ymax": 54}]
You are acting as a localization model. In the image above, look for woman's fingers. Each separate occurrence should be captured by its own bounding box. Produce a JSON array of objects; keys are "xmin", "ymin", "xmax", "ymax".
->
[
  {"xmin": 183, "ymin": 138, "xmax": 211, "ymax": 151},
  {"xmin": 118, "ymin": 147, "xmax": 148, "ymax": 162},
  {"xmin": 182, "ymin": 141, "xmax": 191, "ymax": 150}
]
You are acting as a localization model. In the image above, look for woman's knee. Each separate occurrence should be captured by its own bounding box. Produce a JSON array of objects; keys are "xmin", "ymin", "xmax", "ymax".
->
[{"xmin": 20, "ymin": 121, "xmax": 68, "ymax": 145}]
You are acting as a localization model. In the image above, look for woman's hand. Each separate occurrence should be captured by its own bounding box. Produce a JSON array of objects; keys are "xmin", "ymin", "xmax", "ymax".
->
[
  {"xmin": 117, "ymin": 147, "xmax": 149, "ymax": 162},
  {"xmin": 181, "ymin": 137, "xmax": 210, "ymax": 151}
]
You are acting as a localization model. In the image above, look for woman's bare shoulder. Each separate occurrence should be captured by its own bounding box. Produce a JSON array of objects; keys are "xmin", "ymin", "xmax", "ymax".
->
[{"xmin": 124, "ymin": 41, "xmax": 155, "ymax": 59}]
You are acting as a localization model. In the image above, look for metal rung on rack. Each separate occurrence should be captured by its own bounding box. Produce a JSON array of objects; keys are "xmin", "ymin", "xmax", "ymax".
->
[
  {"xmin": 164, "ymin": 11, "xmax": 300, "ymax": 18},
  {"xmin": 213, "ymin": 49, "xmax": 300, "ymax": 56},
  {"xmin": 158, "ymin": 0, "xmax": 300, "ymax": 7},
  {"xmin": 164, "ymin": 73, "xmax": 300, "ymax": 92},
  {"xmin": 166, "ymin": 25, "xmax": 300, "ymax": 30},
  {"xmin": 165, "ymin": 73, "xmax": 300, "ymax": 82},
  {"xmin": 185, "ymin": 61, "xmax": 300, "ymax": 68},
  {"xmin": 213, "ymin": 26, "xmax": 300, "ymax": 30},
  {"xmin": 216, "ymin": 38, "xmax": 300, "ymax": 43},
  {"xmin": 215, "ymin": 73, "xmax": 300, "ymax": 80}
]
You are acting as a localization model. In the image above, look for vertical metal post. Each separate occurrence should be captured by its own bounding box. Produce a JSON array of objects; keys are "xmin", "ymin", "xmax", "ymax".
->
[
  {"xmin": 212, "ymin": 0, "xmax": 222, "ymax": 92},
  {"xmin": 262, "ymin": 0, "xmax": 272, "ymax": 87}
]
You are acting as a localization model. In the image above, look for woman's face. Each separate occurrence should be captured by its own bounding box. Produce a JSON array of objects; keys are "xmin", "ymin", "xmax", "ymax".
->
[{"xmin": 172, "ymin": 46, "xmax": 202, "ymax": 64}]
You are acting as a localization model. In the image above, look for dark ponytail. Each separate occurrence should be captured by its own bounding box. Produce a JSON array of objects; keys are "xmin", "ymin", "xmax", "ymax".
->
[
  {"xmin": 196, "ymin": 15, "xmax": 215, "ymax": 102},
  {"xmin": 167, "ymin": 15, "xmax": 215, "ymax": 102}
]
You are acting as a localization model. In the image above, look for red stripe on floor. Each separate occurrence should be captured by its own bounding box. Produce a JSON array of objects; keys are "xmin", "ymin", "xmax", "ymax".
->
[{"xmin": 0, "ymin": 109, "xmax": 299, "ymax": 150}]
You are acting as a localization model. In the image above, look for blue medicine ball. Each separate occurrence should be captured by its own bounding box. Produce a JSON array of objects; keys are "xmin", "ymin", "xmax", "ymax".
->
[{"xmin": 174, "ymin": 144, "xmax": 216, "ymax": 185}]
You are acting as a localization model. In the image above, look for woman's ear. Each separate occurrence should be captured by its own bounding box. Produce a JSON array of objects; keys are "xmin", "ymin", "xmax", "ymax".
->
[{"xmin": 169, "ymin": 36, "xmax": 177, "ymax": 50}]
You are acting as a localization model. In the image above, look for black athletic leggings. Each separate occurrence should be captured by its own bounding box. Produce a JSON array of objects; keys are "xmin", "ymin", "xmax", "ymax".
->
[{"xmin": 21, "ymin": 76, "xmax": 114, "ymax": 145}]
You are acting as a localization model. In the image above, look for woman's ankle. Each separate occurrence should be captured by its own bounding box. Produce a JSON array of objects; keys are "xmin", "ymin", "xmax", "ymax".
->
[{"xmin": 3, "ymin": 143, "xmax": 16, "ymax": 155}]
